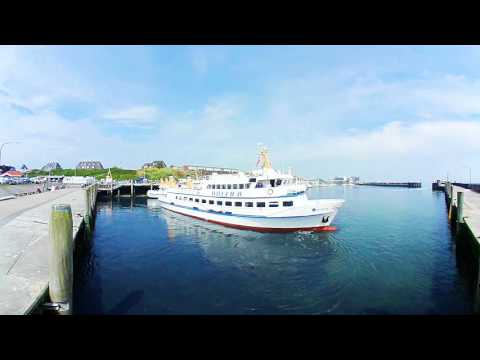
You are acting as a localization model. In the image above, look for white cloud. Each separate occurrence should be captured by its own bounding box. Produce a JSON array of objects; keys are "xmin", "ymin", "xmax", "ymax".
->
[
  {"xmin": 269, "ymin": 120, "xmax": 480, "ymax": 182},
  {"xmin": 102, "ymin": 105, "xmax": 160, "ymax": 127},
  {"xmin": 2, "ymin": 45, "xmax": 480, "ymax": 183}
]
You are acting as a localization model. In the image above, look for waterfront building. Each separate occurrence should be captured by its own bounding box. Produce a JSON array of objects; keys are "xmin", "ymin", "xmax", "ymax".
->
[
  {"xmin": 63, "ymin": 176, "xmax": 96, "ymax": 186},
  {"xmin": 0, "ymin": 170, "xmax": 23, "ymax": 177},
  {"xmin": 76, "ymin": 161, "xmax": 104, "ymax": 170},
  {"xmin": 331, "ymin": 176, "xmax": 360, "ymax": 185},
  {"xmin": 143, "ymin": 160, "xmax": 167, "ymax": 169},
  {"xmin": 41, "ymin": 162, "xmax": 62, "ymax": 172},
  {"xmin": 332, "ymin": 176, "xmax": 348, "ymax": 184},
  {"xmin": 0, "ymin": 165, "xmax": 15, "ymax": 175},
  {"xmin": 182, "ymin": 165, "xmax": 239, "ymax": 176}
]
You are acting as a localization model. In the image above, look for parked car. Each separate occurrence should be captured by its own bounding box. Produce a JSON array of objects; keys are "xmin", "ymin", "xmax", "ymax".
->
[{"xmin": 135, "ymin": 177, "xmax": 149, "ymax": 184}]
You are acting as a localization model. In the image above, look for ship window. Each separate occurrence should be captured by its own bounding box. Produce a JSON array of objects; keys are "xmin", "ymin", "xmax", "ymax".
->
[
  {"xmin": 217, "ymin": 201, "xmax": 223, "ymax": 205},
  {"xmin": 189, "ymin": 198, "xmax": 193, "ymax": 201},
  {"xmin": 233, "ymin": 184, "xmax": 238, "ymax": 189},
  {"xmin": 235, "ymin": 202, "xmax": 242, "ymax": 207},
  {"xmin": 270, "ymin": 179, "xmax": 275, "ymax": 187},
  {"xmin": 249, "ymin": 178, "xmax": 256, "ymax": 182},
  {"xmin": 183, "ymin": 197, "xmax": 187, "ymax": 200},
  {"xmin": 255, "ymin": 183, "xmax": 263, "ymax": 188},
  {"xmin": 222, "ymin": 184, "xmax": 226, "ymax": 189},
  {"xmin": 283, "ymin": 201, "xmax": 294, "ymax": 207},
  {"xmin": 209, "ymin": 200, "xmax": 214, "ymax": 205},
  {"xmin": 216, "ymin": 185, "xmax": 220, "ymax": 189},
  {"xmin": 225, "ymin": 201, "xmax": 232, "ymax": 206},
  {"xmin": 239, "ymin": 184, "xmax": 244, "ymax": 189},
  {"xmin": 227, "ymin": 184, "xmax": 232, "ymax": 189},
  {"xmin": 276, "ymin": 179, "xmax": 282, "ymax": 186},
  {"xmin": 256, "ymin": 202, "xmax": 266, "ymax": 207},
  {"xmin": 201, "ymin": 199, "xmax": 206, "ymax": 203},
  {"xmin": 245, "ymin": 184, "xmax": 250, "ymax": 189},
  {"xmin": 195, "ymin": 198, "xmax": 199, "ymax": 203},
  {"xmin": 245, "ymin": 202, "xmax": 253, "ymax": 207},
  {"xmin": 269, "ymin": 202, "xmax": 279, "ymax": 207}
]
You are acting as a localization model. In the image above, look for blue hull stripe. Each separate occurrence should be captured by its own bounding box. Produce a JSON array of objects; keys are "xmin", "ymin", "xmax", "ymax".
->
[{"xmin": 160, "ymin": 201, "xmax": 330, "ymax": 219}]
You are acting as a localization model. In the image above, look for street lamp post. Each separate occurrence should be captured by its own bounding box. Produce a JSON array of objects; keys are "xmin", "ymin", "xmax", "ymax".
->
[
  {"xmin": 0, "ymin": 141, "xmax": 20, "ymax": 165},
  {"xmin": 462, "ymin": 165, "xmax": 472, "ymax": 189}
]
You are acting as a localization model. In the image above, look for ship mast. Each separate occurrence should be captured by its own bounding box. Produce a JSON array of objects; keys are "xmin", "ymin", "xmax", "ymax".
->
[{"xmin": 256, "ymin": 145, "xmax": 272, "ymax": 171}]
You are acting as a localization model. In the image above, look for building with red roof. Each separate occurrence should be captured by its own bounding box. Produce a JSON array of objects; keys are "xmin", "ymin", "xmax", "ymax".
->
[{"xmin": 0, "ymin": 170, "xmax": 24, "ymax": 177}]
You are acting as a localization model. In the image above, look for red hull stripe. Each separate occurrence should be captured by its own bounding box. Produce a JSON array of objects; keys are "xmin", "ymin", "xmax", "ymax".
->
[{"xmin": 165, "ymin": 207, "xmax": 337, "ymax": 233}]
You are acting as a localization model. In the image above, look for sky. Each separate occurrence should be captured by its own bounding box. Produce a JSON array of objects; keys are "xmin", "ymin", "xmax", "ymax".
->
[{"xmin": 1, "ymin": 45, "xmax": 480, "ymax": 183}]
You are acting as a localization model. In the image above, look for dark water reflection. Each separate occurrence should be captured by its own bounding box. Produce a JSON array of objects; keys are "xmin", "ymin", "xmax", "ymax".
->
[{"xmin": 74, "ymin": 186, "xmax": 474, "ymax": 314}]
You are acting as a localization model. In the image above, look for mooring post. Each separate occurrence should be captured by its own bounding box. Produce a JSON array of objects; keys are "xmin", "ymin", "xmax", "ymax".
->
[
  {"xmin": 84, "ymin": 186, "xmax": 92, "ymax": 236},
  {"xmin": 457, "ymin": 192, "xmax": 464, "ymax": 222},
  {"xmin": 48, "ymin": 204, "xmax": 73, "ymax": 315},
  {"xmin": 131, "ymin": 180, "xmax": 134, "ymax": 197},
  {"xmin": 475, "ymin": 258, "xmax": 480, "ymax": 314},
  {"xmin": 455, "ymin": 191, "xmax": 464, "ymax": 233}
]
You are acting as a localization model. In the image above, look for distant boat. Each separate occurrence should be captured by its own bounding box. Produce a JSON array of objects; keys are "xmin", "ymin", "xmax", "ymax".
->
[
  {"xmin": 149, "ymin": 147, "xmax": 344, "ymax": 233},
  {"xmin": 147, "ymin": 189, "xmax": 164, "ymax": 198}
]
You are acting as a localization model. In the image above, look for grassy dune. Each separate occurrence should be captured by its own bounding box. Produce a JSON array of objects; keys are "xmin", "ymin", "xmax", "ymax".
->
[
  {"xmin": 27, "ymin": 167, "xmax": 191, "ymax": 181},
  {"xmin": 137, "ymin": 167, "xmax": 190, "ymax": 180}
]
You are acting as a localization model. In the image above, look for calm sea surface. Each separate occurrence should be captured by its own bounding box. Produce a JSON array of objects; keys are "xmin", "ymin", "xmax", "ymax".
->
[{"xmin": 74, "ymin": 186, "xmax": 475, "ymax": 314}]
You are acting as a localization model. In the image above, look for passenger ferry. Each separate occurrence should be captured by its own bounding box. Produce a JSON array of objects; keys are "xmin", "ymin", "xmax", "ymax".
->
[{"xmin": 148, "ymin": 147, "xmax": 344, "ymax": 233}]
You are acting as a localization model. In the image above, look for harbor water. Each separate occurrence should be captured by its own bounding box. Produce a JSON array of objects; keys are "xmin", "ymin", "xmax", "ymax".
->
[{"xmin": 74, "ymin": 186, "xmax": 475, "ymax": 314}]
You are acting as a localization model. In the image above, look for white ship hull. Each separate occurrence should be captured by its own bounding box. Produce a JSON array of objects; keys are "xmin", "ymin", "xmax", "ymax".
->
[{"xmin": 157, "ymin": 198, "xmax": 340, "ymax": 233}]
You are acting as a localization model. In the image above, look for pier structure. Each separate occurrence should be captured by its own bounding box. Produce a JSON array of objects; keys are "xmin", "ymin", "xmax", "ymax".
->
[
  {"xmin": 0, "ymin": 184, "xmax": 98, "ymax": 314},
  {"xmin": 97, "ymin": 180, "xmax": 162, "ymax": 198},
  {"xmin": 357, "ymin": 182, "xmax": 421, "ymax": 188},
  {"xmin": 442, "ymin": 182, "xmax": 480, "ymax": 313}
]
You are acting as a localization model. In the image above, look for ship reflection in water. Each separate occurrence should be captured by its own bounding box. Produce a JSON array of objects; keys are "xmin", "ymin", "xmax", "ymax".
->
[{"xmin": 147, "ymin": 198, "xmax": 352, "ymax": 314}]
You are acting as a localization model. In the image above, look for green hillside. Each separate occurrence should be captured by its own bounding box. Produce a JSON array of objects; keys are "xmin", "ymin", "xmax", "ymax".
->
[{"xmin": 27, "ymin": 167, "xmax": 191, "ymax": 181}]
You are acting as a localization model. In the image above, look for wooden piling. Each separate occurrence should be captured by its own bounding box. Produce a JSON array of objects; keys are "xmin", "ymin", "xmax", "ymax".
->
[
  {"xmin": 84, "ymin": 186, "xmax": 92, "ymax": 237},
  {"xmin": 131, "ymin": 180, "xmax": 134, "ymax": 197},
  {"xmin": 48, "ymin": 204, "xmax": 73, "ymax": 315},
  {"xmin": 457, "ymin": 192, "xmax": 464, "ymax": 224},
  {"xmin": 475, "ymin": 258, "xmax": 480, "ymax": 314}
]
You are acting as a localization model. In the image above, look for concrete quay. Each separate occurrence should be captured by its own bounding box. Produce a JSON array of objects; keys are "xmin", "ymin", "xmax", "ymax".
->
[
  {"xmin": 0, "ymin": 184, "xmax": 44, "ymax": 201},
  {"xmin": 0, "ymin": 187, "xmax": 96, "ymax": 315},
  {"xmin": 443, "ymin": 182, "xmax": 480, "ymax": 313}
]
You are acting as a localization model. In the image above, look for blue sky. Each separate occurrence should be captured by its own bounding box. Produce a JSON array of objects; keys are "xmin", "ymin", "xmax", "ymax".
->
[{"xmin": 1, "ymin": 45, "xmax": 480, "ymax": 182}]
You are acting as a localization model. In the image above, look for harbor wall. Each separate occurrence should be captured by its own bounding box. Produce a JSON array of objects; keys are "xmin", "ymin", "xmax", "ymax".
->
[
  {"xmin": 442, "ymin": 182, "xmax": 480, "ymax": 313},
  {"xmin": 0, "ymin": 185, "xmax": 98, "ymax": 315}
]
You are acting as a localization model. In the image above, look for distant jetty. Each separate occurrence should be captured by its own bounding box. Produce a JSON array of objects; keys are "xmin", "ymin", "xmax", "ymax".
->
[{"xmin": 357, "ymin": 182, "xmax": 421, "ymax": 188}]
